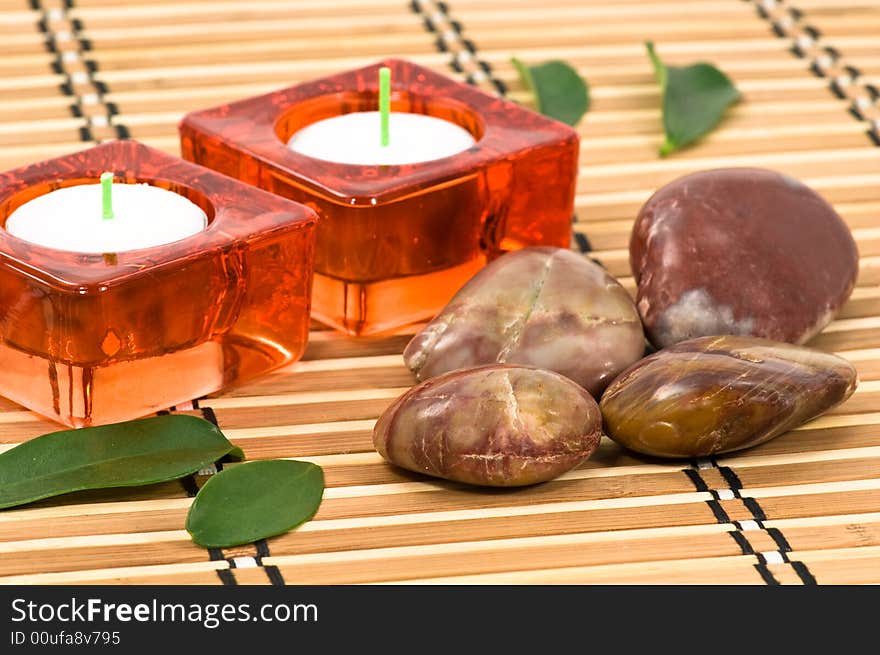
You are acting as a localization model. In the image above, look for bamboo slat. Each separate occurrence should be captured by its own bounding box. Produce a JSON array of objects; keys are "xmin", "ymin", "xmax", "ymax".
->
[{"xmin": 0, "ymin": 0, "xmax": 879, "ymax": 586}]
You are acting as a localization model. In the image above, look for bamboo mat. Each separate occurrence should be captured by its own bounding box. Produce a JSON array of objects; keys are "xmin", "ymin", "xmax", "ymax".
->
[{"xmin": 0, "ymin": 0, "xmax": 879, "ymax": 585}]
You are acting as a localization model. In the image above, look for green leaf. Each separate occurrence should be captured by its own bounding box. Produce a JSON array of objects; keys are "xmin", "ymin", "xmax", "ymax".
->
[
  {"xmin": 0, "ymin": 415, "xmax": 244, "ymax": 510},
  {"xmin": 186, "ymin": 460, "xmax": 324, "ymax": 548},
  {"xmin": 645, "ymin": 41, "xmax": 741, "ymax": 156},
  {"xmin": 512, "ymin": 57, "xmax": 590, "ymax": 126}
]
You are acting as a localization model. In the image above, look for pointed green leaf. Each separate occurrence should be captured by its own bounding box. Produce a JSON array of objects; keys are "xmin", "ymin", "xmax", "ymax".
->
[
  {"xmin": 186, "ymin": 460, "xmax": 324, "ymax": 548},
  {"xmin": 512, "ymin": 57, "xmax": 590, "ymax": 126},
  {"xmin": 0, "ymin": 415, "xmax": 244, "ymax": 510},
  {"xmin": 645, "ymin": 41, "xmax": 740, "ymax": 156}
]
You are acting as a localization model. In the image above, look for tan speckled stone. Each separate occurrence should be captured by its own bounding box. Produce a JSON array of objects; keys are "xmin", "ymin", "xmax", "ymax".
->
[
  {"xmin": 374, "ymin": 365, "xmax": 602, "ymax": 486},
  {"xmin": 404, "ymin": 246, "xmax": 645, "ymax": 397}
]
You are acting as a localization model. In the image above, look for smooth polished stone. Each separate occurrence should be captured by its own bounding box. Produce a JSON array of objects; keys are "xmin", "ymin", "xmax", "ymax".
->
[
  {"xmin": 374, "ymin": 365, "xmax": 603, "ymax": 486},
  {"xmin": 630, "ymin": 168, "xmax": 859, "ymax": 348},
  {"xmin": 599, "ymin": 335, "xmax": 858, "ymax": 458},
  {"xmin": 404, "ymin": 246, "xmax": 645, "ymax": 397}
]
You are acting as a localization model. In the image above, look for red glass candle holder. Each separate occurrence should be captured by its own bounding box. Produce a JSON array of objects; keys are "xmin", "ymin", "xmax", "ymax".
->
[
  {"xmin": 0, "ymin": 141, "xmax": 318, "ymax": 427},
  {"xmin": 179, "ymin": 59, "xmax": 578, "ymax": 335}
]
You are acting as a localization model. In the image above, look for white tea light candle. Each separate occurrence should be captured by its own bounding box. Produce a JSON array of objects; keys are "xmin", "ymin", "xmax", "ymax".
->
[
  {"xmin": 5, "ymin": 182, "xmax": 208, "ymax": 254},
  {"xmin": 288, "ymin": 112, "xmax": 476, "ymax": 165}
]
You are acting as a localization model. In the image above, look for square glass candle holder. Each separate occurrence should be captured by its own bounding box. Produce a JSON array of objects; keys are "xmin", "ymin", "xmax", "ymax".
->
[
  {"xmin": 0, "ymin": 141, "xmax": 318, "ymax": 427},
  {"xmin": 179, "ymin": 59, "xmax": 579, "ymax": 335}
]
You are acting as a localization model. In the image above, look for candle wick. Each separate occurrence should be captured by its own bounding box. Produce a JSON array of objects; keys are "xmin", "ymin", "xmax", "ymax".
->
[
  {"xmin": 379, "ymin": 66, "xmax": 391, "ymax": 147},
  {"xmin": 101, "ymin": 172, "xmax": 114, "ymax": 221}
]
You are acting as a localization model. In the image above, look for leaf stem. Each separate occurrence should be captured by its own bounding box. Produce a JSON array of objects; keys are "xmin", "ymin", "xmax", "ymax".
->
[
  {"xmin": 645, "ymin": 42, "xmax": 667, "ymax": 90},
  {"xmin": 511, "ymin": 57, "xmax": 541, "ymax": 113}
]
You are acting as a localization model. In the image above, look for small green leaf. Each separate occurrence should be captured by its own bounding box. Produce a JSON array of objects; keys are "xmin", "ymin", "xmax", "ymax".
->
[
  {"xmin": 0, "ymin": 415, "xmax": 244, "ymax": 510},
  {"xmin": 512, "ymin": 57, "xmax": 590, "ymax": 126},
  {"xmin": 186, "ymin": 460, "xmax": 324, "ymax": 548},
  {"xmin": 645, "ymin": 41, "xmax": 740, "ymax": 156}
]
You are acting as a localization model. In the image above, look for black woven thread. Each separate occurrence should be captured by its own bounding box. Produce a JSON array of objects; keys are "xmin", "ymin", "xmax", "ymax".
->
[
  {"xmin": 199, "ymin": 404, "xmax": 282, "ymax": 585},
  {"xmin": 200, "ymin": 405, "xmax": 220, "ymax": 427},
  {"xmin": 682, "ymin": 467, "xmax": 709, "ymax": 492},
  {"xmin": 29, "ymin": 0, "xmax": 246, "ymax": 591},
  {"xmin": 766, "ymin": 527, "xmax": 793, "ymax": 553},
  {"xmin": 196, "ymin": 404, "xmax": 234, "ymax": 580},
  {"xmin": 748, "ymin": 0, "xmax": 879, "ymax": 149},
  {"xmin": 754, "ymin": 564, "xmax": 782, "ymax": 585},
  {"xmin": 214, "ymin": 570, "xmax": 237, "ymax": 586},
  {"xmin": 169, "ymin": 401, "xmax": 240, "ymax": 583},
  {"xmin": 255, "ymin": 540, "xmax": 286, "ymax": 586},
  {"xmin": 682, "ymin": 467, "xmax": 732, "ymax": 524},
  {"xmin": 683, "ymin": 458, "xmax": 795, "ymax": 585},
  {"xmin": 790, "ymin": 561, "xmax": 818, "ymax": 585},
  {"xmin": 180, "ymin": 475, "xmax": 200, "ymax": 498},
  {"xmin": 199, "ymin": 405, "xmax": 224, "ymax": 471},
  {"xmin": 411, "ymin": 0, "xmax": 507, "ymax": 95},
  {"xmin": 742, "ymin": 497, "xmax": 768, "ymax": 522},
  {"xmin": 718, "ymin": 466, "xmax": 744, "ymax": 492},
  {"xmin": 763, "ymin": 527, "xmax": 819, "ymax": 576},
  {"xmin": 729, "ymin": 530, "xmax": 755, "ymax": 555},
  {"xmin": 33, "ymin": 0, "xmax": 129, "ymax": 141},
  {"xmin": 744, "ymin": 14, "xmax": 880, "ymax": 580},
  {"xmin": 570, "ymin": 213, "xmax": 593, "ymax": 254},
  {"xmin": 206, "ymin": 549, "xmax": 238, "ymax": 586},
  {"xmin": 573, "ymin": 231, "xmax": 592, "ymax": 253}
]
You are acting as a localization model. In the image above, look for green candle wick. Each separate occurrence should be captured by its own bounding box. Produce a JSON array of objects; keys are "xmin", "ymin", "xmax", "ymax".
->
[
  {"xmin": 379, "ymin": 66, "xmax": 391, "ymax": 147},
  {"xmin": 101, "ymin": 172, "xmax": 114, "ymax": 220}
]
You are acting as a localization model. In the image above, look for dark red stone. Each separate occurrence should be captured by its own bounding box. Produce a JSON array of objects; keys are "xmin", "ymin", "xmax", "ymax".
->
[{"xmin": 630, "ymin": 168, "xmax": 859, "ymax": 348}]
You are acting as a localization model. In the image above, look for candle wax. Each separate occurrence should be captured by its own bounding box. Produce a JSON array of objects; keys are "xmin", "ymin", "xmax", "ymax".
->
[
  {"xmin": 6, "ymin": 183, "xmax": 207, "ymax": 254},
  {"xmin": 288, "ymin": 111, "xmax": 476, "ymax": 165}
]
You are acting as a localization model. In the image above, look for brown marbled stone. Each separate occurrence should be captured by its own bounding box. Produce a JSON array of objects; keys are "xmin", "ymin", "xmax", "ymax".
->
[
  {"xmin": 373, "ymin": 365, "xmax": 603, "ymax": 486},
  {"xmin": 630, "ymin": 168, "xmax": 859, "ymax": 348},
  {"xmin": 404, "ymin": 246, "xmax": 645, "ymax": 397},
  {"xmin": 600, "ymin": 335, "xmax": 858, "ymax": 458}
]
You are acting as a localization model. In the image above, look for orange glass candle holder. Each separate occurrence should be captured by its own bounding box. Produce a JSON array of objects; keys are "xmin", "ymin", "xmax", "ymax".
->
[
  {"xmin": 179, "ymin": 59, "xmax": 578, "ymax": 335},
  {"xmin": 0, "ymin": 141, "xmax": 318, "ymax": 427}
]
